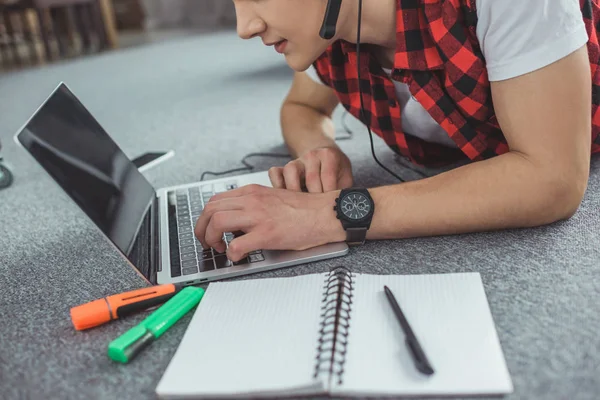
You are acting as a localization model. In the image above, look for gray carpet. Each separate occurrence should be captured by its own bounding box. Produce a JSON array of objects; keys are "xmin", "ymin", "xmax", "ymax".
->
[{"xmin": 0, "ymin": 31, "xmax": 599, "ymax": 400}]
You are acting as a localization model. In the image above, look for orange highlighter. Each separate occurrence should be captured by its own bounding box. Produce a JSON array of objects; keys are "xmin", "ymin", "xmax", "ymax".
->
[{"xmin": 70, "ymin": 284, "xmax": 184, "ymax": 331}]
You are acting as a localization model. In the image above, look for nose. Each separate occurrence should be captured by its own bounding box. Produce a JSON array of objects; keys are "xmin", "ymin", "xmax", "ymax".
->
[{"xmin": 235, "ymin": 7, "xmax": 266, "ymax": 40}]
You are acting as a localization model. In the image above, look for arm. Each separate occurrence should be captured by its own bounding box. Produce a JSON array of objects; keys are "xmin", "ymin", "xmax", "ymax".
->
[
  {"xmin": 326, "ymin": 46, "xmax": 592, "ymax": 242},
  {"xmin": 280, "ymin": 71, "xmax": 340, "ymax": 158},
  {"xmin": 194, "ymin": 49, "xmax": 591, "ymax": 262},
  {"xmin": 270, "ymin": 71, "xmax": 353, "ymax": 192}
]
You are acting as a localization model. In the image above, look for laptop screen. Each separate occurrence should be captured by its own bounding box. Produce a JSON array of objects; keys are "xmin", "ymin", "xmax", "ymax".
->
[{"xmin": 16, "ymin": 84, "xmax": 157, "ymax": 279}]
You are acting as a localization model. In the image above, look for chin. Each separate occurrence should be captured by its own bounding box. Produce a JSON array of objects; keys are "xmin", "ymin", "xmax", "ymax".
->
[{"xmin": 284, "ymin": 52, "xmax": 317, "ymax": 73}]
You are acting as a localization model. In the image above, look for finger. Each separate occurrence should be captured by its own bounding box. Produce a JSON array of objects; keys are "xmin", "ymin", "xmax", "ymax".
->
[
  {"xmin": 283, "ymin": 161, "xmax": 304, "ymax": 192},
  {"xmin": 227, "ymin": 232, "xmax": 265, "ymax": 262},
  {"xmin": 207, "ymin": 183, "xmax": 265, "ymax": 203},
  {"xmin": 268, "ymin": 167, "xmax": 285, "ymax": 189},
  {"xmin": 194, "ymin": 197, "xmax": 244, "ymax": 249},
  {"xmin": 205, "ymin": 211, "xmax": 255, "ymax": 253},
  {"xmin": 319, "ymin": 153, "xmax": 340, "ymax": 192},
  {"xmin": 304, "ymin": 157, "xmax": 323, "ymax": 193}
]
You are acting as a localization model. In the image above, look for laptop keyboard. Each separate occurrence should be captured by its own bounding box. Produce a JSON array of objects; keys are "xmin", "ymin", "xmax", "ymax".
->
[{"xmin": 168, "ymin": 182, "xmax": 265, "ymax": 278}]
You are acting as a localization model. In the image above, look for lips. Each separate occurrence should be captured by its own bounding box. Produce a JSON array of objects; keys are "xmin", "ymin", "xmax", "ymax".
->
[
  {"xmin": 274, "ymin": 40, "xmax": 288, "ymax": 54},
  {"xmin": 267, "ymin": 39, "xmax": 287, "ymax": 54}
]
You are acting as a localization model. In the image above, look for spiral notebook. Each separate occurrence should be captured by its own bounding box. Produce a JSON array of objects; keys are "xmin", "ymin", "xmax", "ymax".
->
[{"xmin": 156, "ymin": 268, "xmax": 513, "ymax": 398}]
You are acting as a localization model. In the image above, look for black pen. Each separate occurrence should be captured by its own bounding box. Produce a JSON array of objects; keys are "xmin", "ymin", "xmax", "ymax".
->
[{"xmin": 384, "ymin": 285, "xmax": 435, "ymax": 376}]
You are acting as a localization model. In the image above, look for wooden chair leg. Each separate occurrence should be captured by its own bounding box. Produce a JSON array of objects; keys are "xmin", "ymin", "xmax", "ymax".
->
[
  {"xmin": 98, "ymin": 0, "xmax": 117, "ymax": 49},
  {"xmin": 25, "ymin": 9, "xmax": 45, "ymax": 64},
  {"xmin": 19, "ymin": 10, "xmax": 36, "ymax": 64},
  {"xmin": 64, "ymin": 6, "xmax": 78, "ymax": 53},
  {"xmin": 49, "ymin": 7, "xmax": 67, "ymax": 58},
  {"xmin": 23, "ymin": 9, "xmax": 43, "ymax": 64},
  {"xmin": 74, "ymin": 3, "xmax": 92, "ymax": 52},
  {"xmin": 36, "ymin": 8, "xmax": 53, "ymax": 61},
  {"xmin": 3, "ymin": 11, "xmax": 20, "ymax": 66},
  {"xmin": 90, "ymin": 0, "xmax": 107, "ymax": 50}
]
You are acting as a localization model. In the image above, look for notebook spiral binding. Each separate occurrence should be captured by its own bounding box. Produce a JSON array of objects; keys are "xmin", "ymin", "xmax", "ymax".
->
[{"xmin": 313, "ymin": 266, "xmax": 355, "ymax": 386}]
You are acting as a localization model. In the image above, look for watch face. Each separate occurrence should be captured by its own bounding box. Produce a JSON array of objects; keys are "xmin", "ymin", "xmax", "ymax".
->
[{"xmin": 341, "ymin": 192, "xmax": 372, "ymax": 221}]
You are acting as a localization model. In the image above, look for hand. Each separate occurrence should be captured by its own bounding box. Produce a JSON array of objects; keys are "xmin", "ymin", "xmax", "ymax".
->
[
  {"xmin": 268, "ymin": 146, "xmax": 353, "ymax": 193},
  {"xmin": 194, "ymin": 184, "xmax": 345, "ymax": 262}
]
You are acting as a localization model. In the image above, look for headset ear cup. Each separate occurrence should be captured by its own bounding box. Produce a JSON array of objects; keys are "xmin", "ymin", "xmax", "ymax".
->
[{"xmin": 319, "ymin": 0, "xmax": 343, "ymax": 40}]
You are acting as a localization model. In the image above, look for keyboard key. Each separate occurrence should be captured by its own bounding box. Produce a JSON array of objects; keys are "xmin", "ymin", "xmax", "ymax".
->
[
  {"xmin": 249, "ymin": 250, "xmax": 263, "ymax": 255},
  {"xmin": 180, "ymin": 245, "xmax": 196, "ymax": 255},
  {"xmin": 233, "ymin": 257, "xmax": 249, "ymax": 266},
  {"xmin": 179, "ymin": 226, "xmax": 192, "ymax": 233},
  {"xmin": 178, "ymin": 217, "xmax": 190, "ymax": 225},
  {"xmin": 179, "ymin": 238, "xmax": 194, "ymax": 246},
  {"xmin": 182, "ymin": 267, "xmax": 198, "ymax": 276},
  {"xmin": 226, "ymin": 182, "xmax": 238, "ymax": 190},
  {"xmin": 197, "ymin": 251, "xmax": 213, "ymax": 260},
  {"xmin": 224, "ymin": 233, "xmax": 234, "ymax": 242},
  {"xmin": 179, "ymin": 232, "xmax": 193, "ymax": 240},
  {"xmin": 182, "ymin": 259, "xmax": 199, "ymax": 268},
  {"xmin": 199, "ymin": 259, "xmax": 216, "ymax": 272},
  {"xmin": 215, "ymin": 256, "xmax": 232, "ymax": 269},
  {"xmin": 181, "ymin": 253, "xmax": 196, "ymax": 261},
  {"xmin": 249, "ymin": 254, "xmax": 265, "ymax": 263}
]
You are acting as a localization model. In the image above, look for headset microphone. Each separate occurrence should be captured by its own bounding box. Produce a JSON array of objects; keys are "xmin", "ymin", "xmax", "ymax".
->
[{"xmin": 320, "ymin": 0, "xmax": 343, "ymax": 39}]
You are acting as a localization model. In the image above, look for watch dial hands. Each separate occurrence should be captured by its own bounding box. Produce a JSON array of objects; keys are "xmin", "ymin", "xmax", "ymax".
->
[{"xmin": 342, "ymin": 194, "xmax": 371, "ymax": 220}]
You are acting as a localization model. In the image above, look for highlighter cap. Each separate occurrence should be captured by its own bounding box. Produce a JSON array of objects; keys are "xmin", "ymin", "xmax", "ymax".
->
[{"xmin": 70, "ymin": 298, "xmax": 112, "ymax": 330}]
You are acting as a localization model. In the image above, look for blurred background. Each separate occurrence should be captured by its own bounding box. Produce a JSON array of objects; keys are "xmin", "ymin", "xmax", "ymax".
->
[{"xmin": 0, "ymin": 0, "xmax": 237, "ymax": 71}]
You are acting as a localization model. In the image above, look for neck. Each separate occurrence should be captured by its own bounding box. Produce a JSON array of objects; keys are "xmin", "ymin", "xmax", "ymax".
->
[{"xmin": 338, "ymin": 0, "xmax": 397, "ymax": 50}]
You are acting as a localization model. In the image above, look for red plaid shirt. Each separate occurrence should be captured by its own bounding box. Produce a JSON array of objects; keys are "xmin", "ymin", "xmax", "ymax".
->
[{"xmin": 313, "ymin": 0, "xmax": 600, "ymax": 167}]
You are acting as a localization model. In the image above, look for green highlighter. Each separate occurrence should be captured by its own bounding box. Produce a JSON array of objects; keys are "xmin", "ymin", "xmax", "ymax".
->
[{"xmin": 108, "ymin": 286, "xmax": 205, "ymax": 363}]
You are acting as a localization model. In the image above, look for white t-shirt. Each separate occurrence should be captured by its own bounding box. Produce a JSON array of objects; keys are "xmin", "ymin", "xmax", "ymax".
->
[{"xmin": 306, "ymin": 0, "xmax": 590, "ymax": 148}]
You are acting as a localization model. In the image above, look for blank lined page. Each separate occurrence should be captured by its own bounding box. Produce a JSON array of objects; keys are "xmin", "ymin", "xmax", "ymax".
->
[
  {"xmin": 156, "ymin": 273, "xmax": 327, "ymax": 399},
  {"xmin": 335, "ymin": 273, "xmax": 513, "ymax": 396}
]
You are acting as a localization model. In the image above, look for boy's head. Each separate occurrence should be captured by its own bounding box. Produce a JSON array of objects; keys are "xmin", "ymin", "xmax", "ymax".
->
[{"xmin": 233, "ymin": 0, "xmax": 349, "ymax": 71}]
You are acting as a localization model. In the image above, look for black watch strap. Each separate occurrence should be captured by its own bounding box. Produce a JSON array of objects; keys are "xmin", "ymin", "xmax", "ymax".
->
[{"xmin": 346, "ymin": 227, "xmax": 367, "ymax": 246}]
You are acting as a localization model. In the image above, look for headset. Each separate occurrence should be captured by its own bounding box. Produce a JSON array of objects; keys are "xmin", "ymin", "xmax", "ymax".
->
[{"xmin": 320, "ymin": 0, "xmax": 405, "ymax": 182}]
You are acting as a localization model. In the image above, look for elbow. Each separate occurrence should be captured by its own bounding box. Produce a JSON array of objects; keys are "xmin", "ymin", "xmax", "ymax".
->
[{"xmin": 543, "ymin": 171, "xmax": 588, "ymax": 222}]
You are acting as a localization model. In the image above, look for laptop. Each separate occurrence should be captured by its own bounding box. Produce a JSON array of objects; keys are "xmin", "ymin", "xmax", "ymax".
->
[{"xmin": 13, "ymin": 83, "xmax": 349, "ymax": 286}]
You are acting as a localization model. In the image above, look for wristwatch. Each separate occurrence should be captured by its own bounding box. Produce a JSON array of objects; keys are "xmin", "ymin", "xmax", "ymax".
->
[{"xmin": 334, "ymin": 188, "xmax": 375, "ymax": 246}]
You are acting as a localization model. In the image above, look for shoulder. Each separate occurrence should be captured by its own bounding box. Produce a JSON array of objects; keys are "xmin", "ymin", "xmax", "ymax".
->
[{"xmin": 474, "ymin": 0, "xmax": 589, "ymax": 81}]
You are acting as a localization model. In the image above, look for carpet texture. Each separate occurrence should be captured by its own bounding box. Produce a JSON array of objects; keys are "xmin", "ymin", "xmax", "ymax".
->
[{"xmin": 0, "ymin": 31, "xmax": 599, "ymax": 400}]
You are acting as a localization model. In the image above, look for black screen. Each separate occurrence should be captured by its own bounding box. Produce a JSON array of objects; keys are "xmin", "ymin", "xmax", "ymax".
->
[{"xmin": 16, "ymin": 84, "xmax": 157, "ymax": 279}]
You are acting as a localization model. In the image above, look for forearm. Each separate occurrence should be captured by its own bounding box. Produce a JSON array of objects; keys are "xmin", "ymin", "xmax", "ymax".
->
[
  {"xmin": 280, "ymin": 102, "xmax": 339, "ymax": 158},
  {"xmin": 369, "ymin": 152, "xmax": 586, "ymax": 239},
  {"xmin": 324, "ymin": 152, "xmax": 585, "ymax": 242}
]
